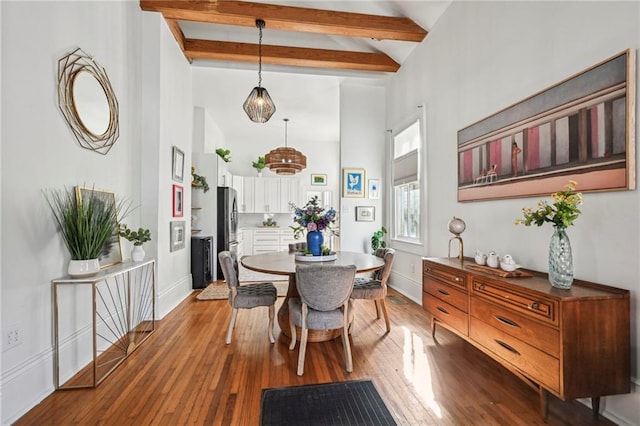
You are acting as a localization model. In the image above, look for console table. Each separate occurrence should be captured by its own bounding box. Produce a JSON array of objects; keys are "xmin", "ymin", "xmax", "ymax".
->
[
  {"xmin": 422, "ymin": 257, "xmax": 630, "ymax": 419},
  {"xmin": 53, "ymin": 260, "xmax": 156, "ymax": 389}
]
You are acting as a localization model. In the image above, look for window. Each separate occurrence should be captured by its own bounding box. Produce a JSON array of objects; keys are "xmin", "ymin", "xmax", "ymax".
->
[{"xmin": 392, "ymin": 119, "xmax": 421, "ymax": 242}]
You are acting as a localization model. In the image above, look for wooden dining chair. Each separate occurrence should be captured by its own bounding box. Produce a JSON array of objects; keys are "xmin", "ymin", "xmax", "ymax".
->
[
  {"xmin": 350, "ymin": 248, "xmax": 395, "ymax": 333},
  {"xmin": 218, "ymin": 251, "xmax": 277, "ymax": 345},
  {"xmin": 288, "ymin": 264, "xmax": 357, "ymax": 376}
]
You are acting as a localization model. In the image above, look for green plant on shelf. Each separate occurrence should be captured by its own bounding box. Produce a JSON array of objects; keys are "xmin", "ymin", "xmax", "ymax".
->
[{"xmin": 216, "ymin": 148, "xmax": 231, "ymax": 163}]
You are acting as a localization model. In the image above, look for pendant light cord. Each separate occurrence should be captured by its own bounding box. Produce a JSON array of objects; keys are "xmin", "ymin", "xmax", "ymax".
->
[
  {"xmin": 284, "ymin": 118, "xmax": 289, "ymax": 147},
  {"xmin": 257, "ymin": 19, "xmax": 265, "ymax": 88}
]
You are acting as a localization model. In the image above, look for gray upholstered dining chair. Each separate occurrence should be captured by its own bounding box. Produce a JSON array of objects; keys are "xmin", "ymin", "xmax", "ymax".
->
[
  {"xmin": 351, "ymin": 248, "xmax": 395, "ymax": 333},
  {"xmin": 218, "ymin": 251, "xmax": 277, "ymax": 345},
  {"xmin": 288, "ymin": 264, "xmax": 357, "ymax": 376}
]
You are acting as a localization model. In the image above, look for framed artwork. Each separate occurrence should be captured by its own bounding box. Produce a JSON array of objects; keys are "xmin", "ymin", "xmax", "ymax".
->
[
  {"xmin": 172, "ymin": 184, "xmax": 184, "ymax": 217},
  {"xmin": 356, "ymin": 206, "xmax": 375, "ymax": 222},
  {"xmin": 368, "ymin": 179, "xmax": 380, "ymax": 199},
  {"xmin": 172, "ymin": 146, "xmax": 185, "ymax": 182},
  {"xmin": 311, "ymin": 174, "xmax": 327, "ymax": 185},
  {"xmin": 457, "ymin": 49, "xmax": 636, "ymax": 202},
  {"xmin": 170, "ymin": 221, "xmax": 186, "ymax": 252},
  {"xmin": 342, "ymin": 168, "xmax": 366, "ymax": 198},
  {"xmin": 75, "ymin": 186, "xmax": 123, "ymax": 268}
]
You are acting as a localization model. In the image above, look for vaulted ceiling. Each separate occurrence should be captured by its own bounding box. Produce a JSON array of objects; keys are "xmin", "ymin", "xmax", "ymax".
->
[{"xmin": 139, "ymin": 0, "xmax": 448, "ymax": 75}]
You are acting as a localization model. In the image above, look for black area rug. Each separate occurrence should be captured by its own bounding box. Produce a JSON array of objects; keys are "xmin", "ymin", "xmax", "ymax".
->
[{"xmin": 260, "ymin": 379, "xmax": 398, "ymax": 426}]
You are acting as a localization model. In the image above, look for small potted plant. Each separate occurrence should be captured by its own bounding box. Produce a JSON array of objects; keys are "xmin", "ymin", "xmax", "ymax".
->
[
  {"xmin": 44, "ymin": 187, "xmax": 129, "ymax": 277},
  {"xmin": 216, "ymin": 148, "xmax": 231, "ymax": 163},
  {"xmin": 371, "ymin": 226, "xmax": 388, "ymax": 251},
  {"xmin": 252, "ymin": 156, "xmax": 266, "ymax": 176},
  {"xmin": 191, "ymin": 167, "xmax": 210, "ymax": 192},
  {"xmin": 119, "ymin": 224, "xmax": 152, "ymax": 262}
]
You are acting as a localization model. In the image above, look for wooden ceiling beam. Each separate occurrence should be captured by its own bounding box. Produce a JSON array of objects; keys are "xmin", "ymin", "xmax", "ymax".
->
[
  {"xmin": 184, "ymin": 39, "xmax": 400, "ymax": 72},
  {"xmin": 140, "ymin": 0, "xmax": 427, "ymax": 42}
]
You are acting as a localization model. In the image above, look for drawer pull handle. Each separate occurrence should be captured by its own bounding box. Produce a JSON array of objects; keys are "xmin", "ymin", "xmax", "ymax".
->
[
  {"xmin": 530, "ymin": 302, "xmax": 539, "ymax": 310},
  {"xmin": 426, "ymin": 268, "xmax": 432, "ymax": 272},
  {"xmin": 436, "ymin": 306, "xmax": 449, "ymax": 315},
  {"xmin": 437, "ymin": 288, "xmax": 450, "ymax": 296},
  {"xmin": 495, "ymin": 315, "xmax": 520, "ymax": 328},
  {"xmin": 477, "ymin": 284, "xmax": 485, "ymax": 291},
  {"xmin": 452, "ymin": 276, "xmax": 461, "ymax": 282},
  {"xmin": 495, "ymin": 339, "xmax": 521, "ymax": 356}
]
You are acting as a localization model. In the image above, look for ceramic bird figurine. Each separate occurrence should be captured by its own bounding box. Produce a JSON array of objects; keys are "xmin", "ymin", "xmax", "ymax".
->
[{"xmin": 500, "ymin": 254, "xmax": 521, "ymax": 272}]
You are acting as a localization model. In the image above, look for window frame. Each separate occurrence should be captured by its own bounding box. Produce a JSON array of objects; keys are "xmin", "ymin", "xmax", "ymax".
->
[{"xmin": 389, "ymin": 111, "xmax": 426, "ymax": 249}]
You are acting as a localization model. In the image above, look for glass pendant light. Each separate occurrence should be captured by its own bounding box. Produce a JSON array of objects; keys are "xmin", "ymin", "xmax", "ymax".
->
[{"xmin": 243, "ymin": 19, "xmax": 276, "ymax": 123}]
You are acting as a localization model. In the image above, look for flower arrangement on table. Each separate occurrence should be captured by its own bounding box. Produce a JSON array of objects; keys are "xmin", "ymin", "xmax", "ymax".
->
[
  {"xmin": 515, "ymin": 180, "xmax": 583, "ymax": 289},
  {"xmin": 290, "ymin": 196, "xmax": 336, "ymax": 256},
  {"xmin": 515, "ymin": 180, "xmax": 583, "ymax": 228}
]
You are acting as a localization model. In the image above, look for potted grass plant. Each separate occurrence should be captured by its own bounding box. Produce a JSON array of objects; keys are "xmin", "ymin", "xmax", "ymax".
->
[{"xmin": 45, "ymin": 186, "xmax": 129, "ymax": 277}]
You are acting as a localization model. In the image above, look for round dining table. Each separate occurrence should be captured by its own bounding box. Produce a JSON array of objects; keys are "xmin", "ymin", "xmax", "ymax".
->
[{"xmin": 241, "ymin": 251, "xmax": 384, "ymax": 342}]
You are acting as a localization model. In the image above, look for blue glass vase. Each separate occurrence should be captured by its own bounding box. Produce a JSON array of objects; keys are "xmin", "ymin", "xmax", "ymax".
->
[
  {"xmin": 306, "ymin": 231, "xmax": 323, "ymax": 256},
  {"xmin": 548, "ymin": 225, "xmax": 573, "ymax": 289}
]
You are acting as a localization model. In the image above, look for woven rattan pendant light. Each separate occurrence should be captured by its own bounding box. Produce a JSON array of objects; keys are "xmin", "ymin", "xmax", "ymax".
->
[
  {"xmin": 265, "ymin": 118, "xmax": 306, "ymax": 175},
  {"xmin": 243, "ymin": 19, "xmax": 276, "ymax": 123}
]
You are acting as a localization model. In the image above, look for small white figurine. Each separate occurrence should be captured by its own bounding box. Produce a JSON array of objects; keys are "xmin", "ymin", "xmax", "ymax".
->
[
  {"xmin": 500, "ymin": 254, "xmax": 521, "ymax": 272},
  {"xmin": 475, "ymin": 250, "xmax": 487, "ymax": 265}
]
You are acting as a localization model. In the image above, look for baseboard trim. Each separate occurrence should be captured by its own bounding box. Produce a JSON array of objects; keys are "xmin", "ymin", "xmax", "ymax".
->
[{"xmin": 388, "ymin": 271, "xmax": 422, "ymax": 305}]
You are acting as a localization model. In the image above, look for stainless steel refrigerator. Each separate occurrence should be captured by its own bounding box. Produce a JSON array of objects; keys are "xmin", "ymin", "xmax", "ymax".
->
[{"xmin": 216, "ymin": 186, "xmax": 238, "ymax": 280}]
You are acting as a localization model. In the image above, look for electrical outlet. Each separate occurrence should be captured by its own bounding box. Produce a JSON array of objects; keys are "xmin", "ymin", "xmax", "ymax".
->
[{"xmin": 6, "ymin": 324, "xmax": 21, "ymax": 349}]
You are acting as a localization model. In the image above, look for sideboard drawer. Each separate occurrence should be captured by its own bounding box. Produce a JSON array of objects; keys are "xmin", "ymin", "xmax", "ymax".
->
[
  {"xmin": 423, "ymin": 294, "xmax": 468, "ymax": 337},
  {"xmin": 470, "ymin": 297, "xmax": 559, "ymax": 358},
  {"xmin": 472, "ymin": 278, "xmax": 557, "ymax": 326},
  {"xmin": 470, "ymin": 317, "xmax": 560, "ymax": 393},
  {"xmin": 423, "ymin": 262, "xmax": 467, "ymax": 291},
  {"xmin": 424, "ymin": 279, "xmax": 468, "ymax": 313}
]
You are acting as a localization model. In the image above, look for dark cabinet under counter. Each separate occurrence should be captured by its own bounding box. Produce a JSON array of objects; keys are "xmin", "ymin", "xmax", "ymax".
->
[{"xmin": 191, "ymin": 235, "xmax": 213, "ymax": 289}]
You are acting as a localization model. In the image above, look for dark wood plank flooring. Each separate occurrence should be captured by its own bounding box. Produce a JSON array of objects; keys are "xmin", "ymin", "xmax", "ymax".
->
[{"xmin": 15, "ymin": 284, "xmax": 616, "ymax": 425}]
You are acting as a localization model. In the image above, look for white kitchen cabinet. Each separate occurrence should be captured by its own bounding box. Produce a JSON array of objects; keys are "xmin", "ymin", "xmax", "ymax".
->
[
  {"xmin": 232, "ymin": 175, "xmax": 249, "ymax": 213},
  {"xmin": 253, "ymin": 178, "xmax": 280, "ymax": 213},
  {"xmin": 241, "ymin": 176, "xmax": 256, "ymax": 213},
  {"xmin": 279, "ymin": 178, "xmax": 302, "ymax": 212},
  {"xmin": 242, "ymin": 229, "xmax": 253, "ymax": 257}
]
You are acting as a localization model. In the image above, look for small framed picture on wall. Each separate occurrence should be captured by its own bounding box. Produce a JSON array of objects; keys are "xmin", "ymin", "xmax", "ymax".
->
[
  {"xmin": 173, "ymin": 184, "xmax": 184, "ymax": 217},
  {"xmin": 342, "ymin": 168, "xmax": 366, "ymax": 198},
  {"xmin": 356, "ymin": 206, "xmax": 375, "ymax": 222},
  {"xmin": 368, "ymin": 179, "xmax": 380, "ymax": 199},
  {"xmin": 172, "ymin": 146, "xmax": 184, "ymax": 182},
  {"xmin": 311, "ymin": 174, "xmax": 327, "ymax": 185},
  {"xmin": 170, "ymin": 221, "xmax": 186, "ymax": 252}
]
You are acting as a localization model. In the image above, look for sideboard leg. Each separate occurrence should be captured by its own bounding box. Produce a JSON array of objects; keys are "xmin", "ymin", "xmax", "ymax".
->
[
  {"xmin": 591, "ymin": 396, "xmax": 600, "ymax": 419},
  {"xmin": 430, "ymin": 317, "xmax": 436, "ymax": 337},
  {"xmin": 539, "ymin": 387, "xmax": 549, "ymax": 421}
]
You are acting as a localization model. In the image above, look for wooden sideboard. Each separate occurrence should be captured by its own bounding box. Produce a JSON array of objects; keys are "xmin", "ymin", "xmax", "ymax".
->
[{"xmin": 422, "ymin": 257, "xmax": 630, "ymax": 419}]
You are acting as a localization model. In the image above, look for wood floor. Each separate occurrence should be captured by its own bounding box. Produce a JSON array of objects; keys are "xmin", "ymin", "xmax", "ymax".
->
[{"xmin": 16, "ymin": 284, "xmax": 616, "ymax": 425}]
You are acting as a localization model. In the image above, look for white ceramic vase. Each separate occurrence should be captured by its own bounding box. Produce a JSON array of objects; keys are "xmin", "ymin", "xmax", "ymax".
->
[
  {"xmin": 131, "ymin": 246, "xmax": 145, "ymax": 262},
  {"xmin": 68, "ymin": 259, "xmax": 100, "ymax": 278}
]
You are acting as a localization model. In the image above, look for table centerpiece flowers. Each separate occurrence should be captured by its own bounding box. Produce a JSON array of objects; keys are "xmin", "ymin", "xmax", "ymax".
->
[
  {"xmin": 515, "ymin": 180, "xmax": 583, "ymax": 289},
  {"xmin": 290, "ymin": 196, "xmax": 336, "ymax": 256}
]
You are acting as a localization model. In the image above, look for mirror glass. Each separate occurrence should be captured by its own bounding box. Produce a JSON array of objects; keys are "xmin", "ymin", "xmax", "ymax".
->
[{"xmin": 72, "ymin": 71, "xmax": 111, "ymax": 136}]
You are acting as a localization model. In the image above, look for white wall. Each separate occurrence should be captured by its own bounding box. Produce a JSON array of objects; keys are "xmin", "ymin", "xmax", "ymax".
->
[
  {"xmin": 0, "ymin": 3, "xmax": 192, "ymax": 423},
  {"xmin": 385, "ymin": 2, "xmax": 639, "ymax": 424},
  {"xmin": 340, "ymin": 83, "xmax": 386, "ymax": 253},
  {"xmin": 141, "ymin": 12, "xmax": 194, "ymax": 318}
]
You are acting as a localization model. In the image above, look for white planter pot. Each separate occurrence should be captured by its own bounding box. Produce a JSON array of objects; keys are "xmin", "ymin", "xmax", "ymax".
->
[
  {"xmin": 131, "ymin": 246, "xmax": 146, "ymax": 262},
  {"xmin": 68, "ymin": 259, "xmax": 100, "ymax": 278}
]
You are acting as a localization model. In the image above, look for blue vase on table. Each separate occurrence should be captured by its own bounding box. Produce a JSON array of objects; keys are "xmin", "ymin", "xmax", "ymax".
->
[{"xmin": 306, "ymin": 231, "xmax": 323, "ymax": 256}]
